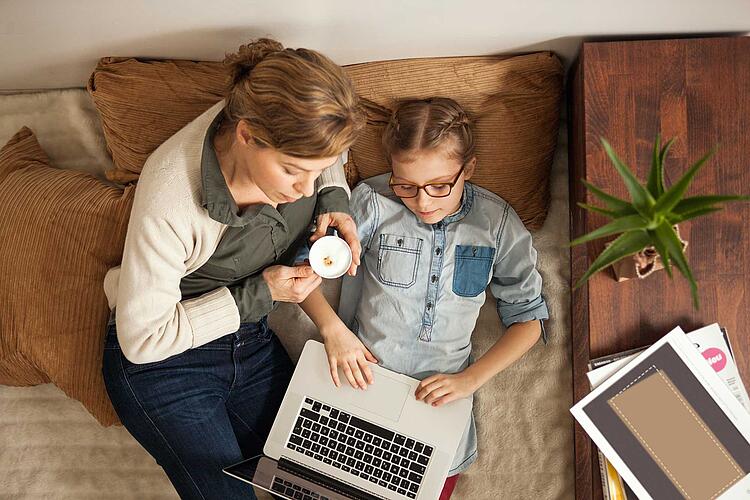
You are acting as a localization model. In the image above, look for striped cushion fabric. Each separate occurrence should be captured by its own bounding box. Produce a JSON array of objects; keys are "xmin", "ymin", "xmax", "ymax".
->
[
  {"xmin": 88, "ymin": 52, "xmax": 563, "ymax": 228},
  {"xmin": 0, "ymin": 127, "xmax": 134, "ymax": 426},
  {"xmin": 344, "ymin": 53, "xmax": 563, "ymax": 229},
  {"xmin": 87, "ymin": 57, "xmax": 227, "ymax": 184}
]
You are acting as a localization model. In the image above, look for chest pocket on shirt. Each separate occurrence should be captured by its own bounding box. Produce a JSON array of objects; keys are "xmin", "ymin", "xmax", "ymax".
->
[
  {"xmin": 377, "ymin": 233, "xmax": 423, "ymax": 288},
  {"xmin": 452, "ymin": 245, "xmax": 495, "ymax": 297}
]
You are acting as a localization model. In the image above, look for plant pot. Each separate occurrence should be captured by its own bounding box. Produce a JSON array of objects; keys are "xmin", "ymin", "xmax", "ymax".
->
[{"xmin": 609, "ymin": 225, "xmax": 688, "ymax": 282}]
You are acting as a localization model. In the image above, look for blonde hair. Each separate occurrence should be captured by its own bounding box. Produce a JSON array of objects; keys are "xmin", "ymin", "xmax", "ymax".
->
[
  {"xmin": 378, "ymin": 97, "xmax": 475, "ymax": 166},
  {"xmin": 222, "ymin": 38, "xmax": 365, "ymax": 158}
]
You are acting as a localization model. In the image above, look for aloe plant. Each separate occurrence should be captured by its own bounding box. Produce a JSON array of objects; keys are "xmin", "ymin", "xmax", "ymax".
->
[{"xmin": 571, "ymin": 135, "xmax": 749, "ymax": 309}]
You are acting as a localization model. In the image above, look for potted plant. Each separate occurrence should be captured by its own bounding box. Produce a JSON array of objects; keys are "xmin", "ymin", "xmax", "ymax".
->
[{"xmin": 570, "ymin": 135, "xmax": 749, "ymax": 309}]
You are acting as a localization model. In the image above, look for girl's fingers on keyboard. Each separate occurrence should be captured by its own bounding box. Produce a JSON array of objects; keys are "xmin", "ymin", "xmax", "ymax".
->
[
  {"xmin": 341, "ymin": 361, "xmax": 359, "ymax": 389},
  {"xmin": 359, "ymin": 357, "xmax": 374, "ymax": 384},
  {"xmin": 328, "ymin": 357, "xmax": 341, "ymax": 387},
  {"xmin": 348, "ymin": 358, "xmax": 367, "ymax": 390}
]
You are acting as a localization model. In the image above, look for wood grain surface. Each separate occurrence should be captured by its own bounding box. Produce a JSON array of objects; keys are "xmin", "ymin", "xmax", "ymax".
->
[{"xmin": 568, "ymin": 36, "xmax": 750, "ymax": 500}]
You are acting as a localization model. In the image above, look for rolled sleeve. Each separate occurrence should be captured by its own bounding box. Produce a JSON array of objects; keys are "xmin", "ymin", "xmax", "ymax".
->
[
  {"xmin": 228, "ymin": 274, "xmax": 274, "ymax": 323},
  {"xmin": 314, "ymin": 152, "xmax": 351, "ymax": 217},
  {"xmin": 496, "ymin": 296, "xmax": 549, "ymax": 343},
  {"xmin": 315, "ymin": 186, "xmax": 351, "ymax": 217},
  {"xmin": 490, "ymin": 204, "xmax": 549, "ymax": 340},
  {"xmin": 496, "ymin": 294, "xmax": 549, "ymax": 326}
]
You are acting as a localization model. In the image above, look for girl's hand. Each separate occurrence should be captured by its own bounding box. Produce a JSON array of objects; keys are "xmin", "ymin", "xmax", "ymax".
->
[
  {"xmin": 320, "ymin": 323, "xmax": 378, "ymax": 390},
  {"xmin": 415, "ymin": 371, "xmax": 479, "ymax": 407}
]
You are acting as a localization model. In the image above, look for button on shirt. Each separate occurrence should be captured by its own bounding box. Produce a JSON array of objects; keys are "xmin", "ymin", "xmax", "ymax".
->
[
  {"xmin": 179, "ymin": 111, "xmax": 350, "ymax": 323},
  {"xmin": 338, "ymin": 173, "xmax": 549, "ymax": 474}
]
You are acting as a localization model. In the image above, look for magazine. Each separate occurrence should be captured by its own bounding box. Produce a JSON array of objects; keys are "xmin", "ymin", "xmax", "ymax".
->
[
  {"xmin": 573, "ymin": 327, "xmax": 750, "ymax": 499},
  {"xmin": 586, "ymin": 324, "xmax": 749, "ymax": 499}
]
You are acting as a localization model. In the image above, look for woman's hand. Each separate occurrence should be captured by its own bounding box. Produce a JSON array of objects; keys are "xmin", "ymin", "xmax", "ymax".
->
[
  {"xmin": 261, "ymin": 264, "xmax": 322, "ymax": 303},
  {"xmin": 310, "ymin": 212, "xmax": 361, "ymax": 276},
  {"xmin": 320, "ymin": 322, "xmax": 378, "ymax": 390},
  {"xmin": 414, "ymin": 371, "xmax": 479, "ymax": 407}
]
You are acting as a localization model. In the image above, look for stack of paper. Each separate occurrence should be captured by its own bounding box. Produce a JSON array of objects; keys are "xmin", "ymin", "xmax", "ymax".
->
[{"xmin": 571, "ymin": 325, "xmax": 750, "ymax": 500}]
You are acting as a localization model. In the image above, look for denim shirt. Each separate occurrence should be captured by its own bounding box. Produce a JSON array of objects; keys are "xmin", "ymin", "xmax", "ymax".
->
[{"xmin": 338, "ymin": 173, "xmax": 549, "ymax": 474}]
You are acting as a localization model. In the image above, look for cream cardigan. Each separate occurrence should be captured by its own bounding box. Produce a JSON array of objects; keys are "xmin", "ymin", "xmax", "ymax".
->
[{"xmin": 104, "ymin": 101, "xmax": 349, "ymax": 364}]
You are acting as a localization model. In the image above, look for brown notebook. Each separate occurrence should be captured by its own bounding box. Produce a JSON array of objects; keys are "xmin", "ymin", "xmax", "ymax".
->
[{"xmin": 608, "ymin": 367, "xmax": 743, "ymax": 498}]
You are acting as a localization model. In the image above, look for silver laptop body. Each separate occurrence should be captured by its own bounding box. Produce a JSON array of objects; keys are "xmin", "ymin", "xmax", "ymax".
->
[{"xmin": 226, "ymin": 339, "xmax": 471, "ymax": 500}]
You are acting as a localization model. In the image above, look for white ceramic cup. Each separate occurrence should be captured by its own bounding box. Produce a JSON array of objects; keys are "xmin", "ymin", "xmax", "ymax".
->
[{"xmin": 308, "ymin": 235, "xmax": 353, "ymax": 279}]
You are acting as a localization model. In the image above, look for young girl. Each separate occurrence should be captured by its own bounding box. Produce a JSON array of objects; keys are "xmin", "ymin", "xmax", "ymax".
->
[{"xmin": 301, "ymin": 97, "xmax": 548, "ymax": 498}]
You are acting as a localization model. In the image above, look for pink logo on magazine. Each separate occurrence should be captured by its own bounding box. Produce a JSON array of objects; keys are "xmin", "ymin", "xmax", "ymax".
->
[{"xmin": 702, "ymin": 347, "xmax": 726, "ymax": 372}]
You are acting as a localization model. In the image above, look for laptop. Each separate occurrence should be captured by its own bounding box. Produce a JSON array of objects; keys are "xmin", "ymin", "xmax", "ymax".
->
[{"xmin": 224, "ymin": 339, "xmax": 472, "ymax": 500}]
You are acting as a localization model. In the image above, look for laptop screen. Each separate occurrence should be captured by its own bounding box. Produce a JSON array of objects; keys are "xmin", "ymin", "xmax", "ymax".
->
[{"xmin": 224, "ymin": 455, "xmax": 383, "ymax": 500}]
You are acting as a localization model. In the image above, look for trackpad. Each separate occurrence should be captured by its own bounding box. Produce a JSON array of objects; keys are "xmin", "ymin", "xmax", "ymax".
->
[{"xmin": 341, "ymin": 371, "xmax": 410, "ymax": 422}]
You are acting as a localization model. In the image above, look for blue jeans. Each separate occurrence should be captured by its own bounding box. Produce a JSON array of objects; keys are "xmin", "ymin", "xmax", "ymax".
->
[{"xmin": 102, "ymin": 318, "xmax": 293, "ymax": 500}]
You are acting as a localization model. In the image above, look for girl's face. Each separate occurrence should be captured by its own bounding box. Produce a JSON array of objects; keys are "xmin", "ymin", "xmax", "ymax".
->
[{"xmin": 390, "ymin": 145, "xmax": 475, "ymax": 225}]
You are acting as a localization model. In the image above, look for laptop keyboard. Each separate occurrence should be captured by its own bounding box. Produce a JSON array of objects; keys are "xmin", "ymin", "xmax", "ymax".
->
[
  {"xmin": 285, "ymin": 397, "xmax": 433, "ymax": 499},
  {"xmin": 271, "ymin": 476, "xmax": 330, "ymax": 500}
]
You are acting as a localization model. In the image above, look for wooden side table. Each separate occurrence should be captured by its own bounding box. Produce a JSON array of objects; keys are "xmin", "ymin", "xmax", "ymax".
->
[{"xmin": 568, "ymin": 36, "xmax": 750, "ymax": 499}]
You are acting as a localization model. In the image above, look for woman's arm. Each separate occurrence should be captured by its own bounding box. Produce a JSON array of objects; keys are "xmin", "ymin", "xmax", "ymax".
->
[{"xmin": 114, "ymin": 212, "xmax": 241, "ymax": 365}]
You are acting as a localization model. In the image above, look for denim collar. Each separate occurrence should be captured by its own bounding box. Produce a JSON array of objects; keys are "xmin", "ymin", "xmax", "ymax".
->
[{"xmin": 438, "ymin": 182, "xmax": 474, "ymax": 226}]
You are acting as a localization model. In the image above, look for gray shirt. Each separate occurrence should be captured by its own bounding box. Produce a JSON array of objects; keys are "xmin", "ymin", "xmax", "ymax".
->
[{"xmin": 179, "ymin": 111, "xmax": 350, "ymax": 323}]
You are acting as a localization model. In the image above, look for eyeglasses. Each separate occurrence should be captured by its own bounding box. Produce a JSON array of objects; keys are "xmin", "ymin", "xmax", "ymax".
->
[{"xmin": 389, "ymin": 165, "xmax": 465, "ymax": 199}]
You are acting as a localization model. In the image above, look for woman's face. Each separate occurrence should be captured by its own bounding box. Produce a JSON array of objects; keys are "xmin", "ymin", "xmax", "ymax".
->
[
  {"xmin": 235, "ymin": 121, "xmax": 339, "ymax": 205},
  {"xmin": 246, "ymin": 143, "xmax": 339, "ymax": 204}
]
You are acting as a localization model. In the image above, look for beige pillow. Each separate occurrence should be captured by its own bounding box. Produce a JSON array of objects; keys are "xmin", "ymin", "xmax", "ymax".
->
[
  {"xmin": 88, "ymin": 53, "xmax": 563, "ymax": 228},
  {"xmin": 0, "ymin": 127, "xmax": 134, "ymax": 426}
]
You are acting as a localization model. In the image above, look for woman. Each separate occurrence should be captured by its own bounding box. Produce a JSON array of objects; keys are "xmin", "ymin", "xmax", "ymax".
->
[{"xmin": 102, "ymin": 38, "xmax": 365, "ymax": 499}]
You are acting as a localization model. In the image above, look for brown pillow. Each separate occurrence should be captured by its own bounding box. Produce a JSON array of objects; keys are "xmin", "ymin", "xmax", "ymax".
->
[
  {"xmin": 0, "ymin": 127, "xmax": 134, "ymax": 426},
  {"xmin": 88, "ymin": 53, "xmax": 562, "ymax": 228},
  {"xmin": 345, "ymin": 53, "xmax": 563, "ymax": 229},
  {"xmin": 88, "ymin": 57, "xmax": 228, "ymax": 184}
]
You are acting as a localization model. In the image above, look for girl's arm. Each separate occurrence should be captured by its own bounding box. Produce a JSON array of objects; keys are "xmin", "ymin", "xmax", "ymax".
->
[
  {"xmin": 299, "ymin": 181, "xmax": 379, "ymax": 389},
  {"xmin": 464, "ymin": 319, "xmax": 541, "ymax": 387},
  {"xmin": 299, "ymin": 288, "xmax": 377, "ymax": 390},
  {"xmin": 414, "ymin": 319, "xmax": 541, "ymax": 407}
]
